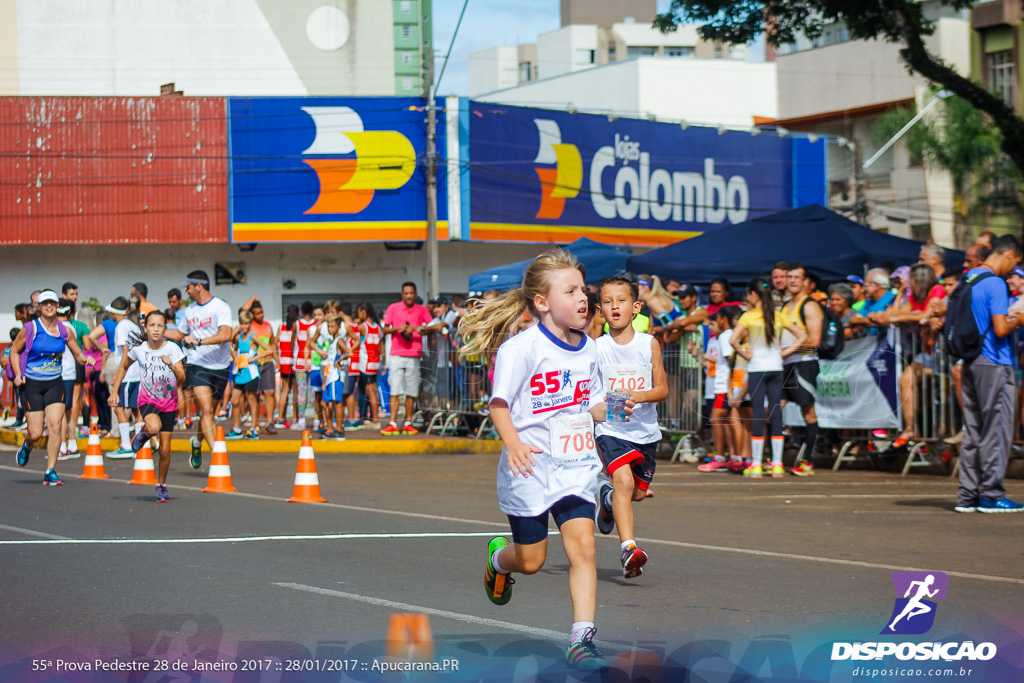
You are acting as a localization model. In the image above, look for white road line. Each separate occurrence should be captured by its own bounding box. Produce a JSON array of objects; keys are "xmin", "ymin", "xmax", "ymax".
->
[
  {"xmin": 0, "ymin": 523, "xmax": 69, "ymax": 540},
  {"xmin": 1, "ymin": 466, "xmax": 1019, "ymax": 586},
  {"xmin": 0, "ymin": 464, "xmax": 508, "ymax": 529},
  {"xmin": 638, "ymin": 538, "xmax": 1024, "ymax": 585},
  {"xmin": 273, "ymin": 582, "xmax": 631, "ymax": 652},
  {"xmin": 0, "ymin": 531, "xmax": 549, "ymax": 546}
]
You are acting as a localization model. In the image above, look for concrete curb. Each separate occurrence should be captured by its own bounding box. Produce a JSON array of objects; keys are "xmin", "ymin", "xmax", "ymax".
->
[{"xmin": 0, "ymin": 428, "xmax": 502, "ymax": 455}]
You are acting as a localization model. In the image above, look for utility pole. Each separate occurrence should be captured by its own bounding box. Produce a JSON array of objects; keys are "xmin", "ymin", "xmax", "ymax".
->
[
  {"xmin": 853, "ymin": 143, "xmax": 868, "ymax": 226},
  {"xmin": 424, "ymin": 46, "xmax": 440, "ymax": 300}
]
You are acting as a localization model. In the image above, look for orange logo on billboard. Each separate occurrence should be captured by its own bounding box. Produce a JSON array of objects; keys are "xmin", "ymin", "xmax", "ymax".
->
[
  {"xmin": 533, "ymin": 119, "xmax": 582, "ymax": 219},
  {"xmin": 301, "ymin": 106, "xmax": 416, "ymax": 214}
]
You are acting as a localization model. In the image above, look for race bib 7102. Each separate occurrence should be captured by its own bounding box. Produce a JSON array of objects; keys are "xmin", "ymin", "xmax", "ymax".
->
[{"xmin": 602, "ymin": 363, "xmax": 652, "ymax": 394}]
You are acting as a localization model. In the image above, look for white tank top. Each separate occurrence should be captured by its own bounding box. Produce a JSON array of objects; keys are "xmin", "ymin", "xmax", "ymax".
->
[{"xmin": 595, "ymin": 332, "xmax": 662, "ymax": 444}]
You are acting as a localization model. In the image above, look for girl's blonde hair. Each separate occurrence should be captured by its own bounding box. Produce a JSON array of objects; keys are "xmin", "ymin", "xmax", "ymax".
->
[
  {"xmin": 459, "ymin": 248, "xmax": 585, "ymax": 365},
  {"xmin": 647, "ymin": 275, "xmax": 677, "ymax": 310},
  {"xmin": 238, "ymin": 310, "xmax": 253, "ymax": 324}
]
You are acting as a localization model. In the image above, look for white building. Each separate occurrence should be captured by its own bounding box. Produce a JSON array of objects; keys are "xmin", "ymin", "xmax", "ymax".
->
[
  {"xmin": 468, "ymin": 17, "xmax": 773, "ymax": 127},
  {"xmin": 772, "ymin": 4, "xmax": 971, "ymax": 246},
  {"xmin": 0, "ymin": 0, "xmax": 430, "ymax": 97}
]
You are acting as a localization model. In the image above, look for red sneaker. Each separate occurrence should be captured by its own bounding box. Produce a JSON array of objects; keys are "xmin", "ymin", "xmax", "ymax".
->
[
  {"xmin": 401, "ymin": 424, "xmax": 419, "ymax": 435},
  {"xmin": 380, "ymin": 424, "xmax": 400, "ymax": 436}
]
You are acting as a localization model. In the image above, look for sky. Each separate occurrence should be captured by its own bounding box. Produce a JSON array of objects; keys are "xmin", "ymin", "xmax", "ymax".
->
[{"xmin": 431, "ymin": 0, "xmax": 676, "ymax": 97}]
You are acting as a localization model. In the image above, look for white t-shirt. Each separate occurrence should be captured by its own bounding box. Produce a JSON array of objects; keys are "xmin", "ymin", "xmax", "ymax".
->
[
  {"xmin": 715, "ymin": 328, "xmax": 734, "ymax": 395},
  {"xmin": 324, "ymin": 333, "xmax": 344, "ymax": 385},
  {"xmin": 490, "ymin": 323, "xmax": 606, "ymax": 517},
  {"xmin": 703, "ymin": 336, "xmax": 718, "ymax": 400},
  {"xmin": 60, "ymin": 321, "xmax": 77, "ymax": 381},
  {"xmin": 595, "ymin": 332, "xmax": 661, "ymax": 445},
  {"xmin": 179, "ymin": 296, "xmax": 233, "ymax": 370},
  {"xmin": 114, "ymin": 318, "xmax": 142, "ymax": 382},
  {"xmin": 127, "ymin": 341, "xmax": 185, "ymax": 412}
]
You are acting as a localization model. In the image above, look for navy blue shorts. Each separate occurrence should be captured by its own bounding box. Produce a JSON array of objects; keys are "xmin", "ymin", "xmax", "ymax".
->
[
  {"xmin": 64, "ymin": 379, "xmax": 76, "ymax": 408},
  {"xmin": 596, "ymin": 434, "xmax": 657, "ymax": 491},
  {"xmin": 119, "ymin": 381, "xmax": 140, "ymax": 410},
  {"xmin": 344, "ymin": 373, "xmax": 358, "ymax": 397},
  {"xmin": 310, "ymin": 369, "xmax": 322, "ymax": 391},
  {"xmin": 506, "ymin": 495, "xmax": 596, "ymax": 545}
]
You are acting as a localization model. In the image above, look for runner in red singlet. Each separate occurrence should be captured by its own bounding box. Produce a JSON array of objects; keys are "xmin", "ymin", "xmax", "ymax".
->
[
  {"xmin": 293, "ymin": 301, "xmax": 316, "ymax": 430},
  {"xmin": 357, "ymin": 303, "xmax": 381, "ymax": 428},
  {"xmin": 277, "ymin": 303, "xmax": 299, "ymax": 428}
]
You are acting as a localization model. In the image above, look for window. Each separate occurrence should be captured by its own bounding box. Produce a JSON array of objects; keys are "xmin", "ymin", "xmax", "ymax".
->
[
  {"xmin": 401, "ymin": 25, "xmax": 412, "ymax": 39},
  {"xmin": 989, "ymin": 50, "xmax": 1015, "ymax": 106},
  {"xmin": 518, "ymin": 61, "xmax": 533, "ymax": 83},
  {"xmin": 401, "ymin": 52, "xmax": 413, "ymax": 65},
  {"xmin": 627, "ymin": 46, "xmax": 656, "ymax": 58},
  {"xmin": 714, "ymin": 47, "xmax": 722, "ymax": 58},
  {"xmin": 665, "ymin": 46, "xmax": 693, "ymax": 58},
  {"xmin": 402, "ymin": 76, "xmax": 414, "ymax": 91},
  {"xmin": 608, "ymin": 47, "xmax": 616, "ymax": 61},
  {"xmin": 574, "ymin": 49, "xmax": 595, "ymax": 65},
  {"xmin": 399, "ymin": 0, "xmax": 411, "ymax": 14}
]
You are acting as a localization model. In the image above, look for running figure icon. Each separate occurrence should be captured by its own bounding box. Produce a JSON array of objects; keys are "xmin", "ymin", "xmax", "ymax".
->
[{"xmin": 888, "ymin": 574, "xmax": 939, "ymax": 632}]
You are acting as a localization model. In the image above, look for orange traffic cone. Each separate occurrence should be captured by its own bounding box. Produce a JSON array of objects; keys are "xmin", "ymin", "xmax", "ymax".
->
[
  {"xmin": 80, "ymin": 423, "xmax": 109, "ymax": 480},
  {"xmin": 129, "ymin": 424, "xmax": 158, "ymax": 485},
  {"xmin": 202, "ymin": 426, "xmax": 237, "ymax": 492},
  {"xmin": 385, "ymin": 613, "xmax": 433, "ymax": 661},
  {"xmin": 287, "ymin": 431, "xmax": 327, "ymax": 503}
]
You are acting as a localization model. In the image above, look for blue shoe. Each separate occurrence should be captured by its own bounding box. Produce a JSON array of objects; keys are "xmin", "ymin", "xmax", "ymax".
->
[
  {"xmin": 225, "ymin": 428, "xmax": 244, "ymax": 440},
  {"xmin": 978, "ymin": 497, "xmax": 1024, "ymax": 513},
  {"xmin": 42, "ymin": 468, "xmax": 63, "ymax": 486},
  {"xmin": 155, "ymin": 484, "xmax": 170, "ymax": 503},
  {"xmin": 16, "ymin": 442, "xmax": 31, "ymax": 467},
  {"xmin": 131, "ymin": 429, "xmax": 149, "ymax": 453},
  {"xmin": 189, "ymin": 436, "xmax": 202, "ymax": 469},
  {"xmin": 106, "ymin": 447, "xmax": 135, "ymax": 459}
]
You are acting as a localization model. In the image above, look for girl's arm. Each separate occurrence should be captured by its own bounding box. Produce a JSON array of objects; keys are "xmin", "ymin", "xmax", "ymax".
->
[
  {"xmin": 170, "ymin": 359, "xmax": 186, "ymax": 387},
  {"xmin": 108, "ymin": 352, "xmax": 135, "ymax": 404},
  {"xmin": 490, "ymin": 399, "xmax": 541, "ymax": 477},
  {"xmin": 731, "ymin": 323, "xmax": 753, "ymax": 361}
]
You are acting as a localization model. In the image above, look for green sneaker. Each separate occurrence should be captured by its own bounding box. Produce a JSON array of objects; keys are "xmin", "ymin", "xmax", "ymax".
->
[
  {"xmin": 189, "ymin": 436, "xmax": 202, "ymax": 469},
  {"xmin": 566, "ymin": 627, "xmax": 609, "ymax": 670},
  {"xmin": 484, "ymin": 537, "xmax": 514, "ymax": 605}
]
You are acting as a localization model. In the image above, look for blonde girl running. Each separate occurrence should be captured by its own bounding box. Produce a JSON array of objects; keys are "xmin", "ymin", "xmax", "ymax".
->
[{"xmin": 460, "ymin": 248, "xmax": 621, "ymax": 671}]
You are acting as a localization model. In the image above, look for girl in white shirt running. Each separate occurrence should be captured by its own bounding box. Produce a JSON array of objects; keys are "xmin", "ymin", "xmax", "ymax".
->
[{"xmin": 459, "ymin": 248, "xmax": 623, "ymax": 671}]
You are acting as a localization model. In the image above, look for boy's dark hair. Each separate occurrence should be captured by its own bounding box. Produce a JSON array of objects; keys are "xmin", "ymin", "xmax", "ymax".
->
[
  {"xmin": 773, "ymin": 261, "xmax": 789, "ymax": 272},
  {"xmin": 10, "ymin": 327, "xmax": 20, "ymax": 341},
  {"xmin": 597, "ymin": 275, "xmax": 639, "ymax": 302},
  {"xmin": 715, "ymin": 305, "xmax": 741, "ymax": 327},
  {"xmin": 167, "ymin": 288, "xmax": 182, "ymax": 300},
  {"xmin": 132, "ymin": 282, "xmax": 148, "ymax": 298},
  {"xmin": 786, "ymin": 262, "xmax": 807, "ymax": 276},
  {"xmin": 339, "ymin": 301, "xmax": 353, "ymax": 316},
  {"xmin": 992, "ymin": 234, "xmax": 1021, "ymax": 255},
  {"xmin": 402, "ymin": 281, "xmax": 417, "ymax": 292},
  {"xmin": 301, "ymin": 300, "xmax": 314, "ymax": 315},
  {"xmin": 62, "ymin": 282, "xmax": 77, "ymax": 294},
  {"xmin": 250, "ymin": 299, "xmax": 263, "ymax": 311}
]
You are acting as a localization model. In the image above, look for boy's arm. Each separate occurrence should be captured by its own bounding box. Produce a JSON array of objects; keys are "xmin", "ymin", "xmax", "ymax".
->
[{"xmin": 631, "ymin": 337, "xmax": 669, "ymax": 404}]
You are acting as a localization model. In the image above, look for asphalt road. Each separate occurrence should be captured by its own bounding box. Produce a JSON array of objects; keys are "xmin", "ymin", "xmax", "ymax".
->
[{"xmin": 2, "ymin": 444, "xmax": 1023, "ymax": 682}]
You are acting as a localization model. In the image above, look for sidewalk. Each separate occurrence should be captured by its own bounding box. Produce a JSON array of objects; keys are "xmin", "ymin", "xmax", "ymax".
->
[{"xmin": 0, "ymin": 424, "xmax": 502, "ymax": 455}]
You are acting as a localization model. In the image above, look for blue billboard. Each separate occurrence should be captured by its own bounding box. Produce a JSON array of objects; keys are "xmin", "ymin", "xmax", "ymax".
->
[
  {"xmin": 467, "ymin": 102, "xmax": 826, "ymax": 247},
  {"xmin": 228, "ymin": 97, "xmax": 446, "ymax": 243}
]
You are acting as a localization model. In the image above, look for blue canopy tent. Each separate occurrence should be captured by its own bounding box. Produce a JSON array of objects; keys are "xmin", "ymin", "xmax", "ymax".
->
[
  {"xmin": 626, "ymin": 204, "xmax": 965, "ymax": 283},
  {"xmin": 468, "ymin": 237, "xmax": 631, "ymax": 292}
]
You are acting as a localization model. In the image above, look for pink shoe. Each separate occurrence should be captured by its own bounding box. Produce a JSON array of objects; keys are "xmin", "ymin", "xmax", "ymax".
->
[{"xmin": 697, "ymin": 459, "xmax": 729, "ymax": 473}]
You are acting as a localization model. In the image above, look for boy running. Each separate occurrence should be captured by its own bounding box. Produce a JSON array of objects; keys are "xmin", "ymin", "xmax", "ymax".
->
[{"xmin": 594, "ymin": 276, "xmax": 668, "ymax": 578}]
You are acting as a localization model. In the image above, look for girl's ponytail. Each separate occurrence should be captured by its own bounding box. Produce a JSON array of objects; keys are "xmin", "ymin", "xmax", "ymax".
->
[
  {"xmin": 458, "ymin": 289, "xmax": 528, "ymax": 365},
  {"xmin": 747, "ymin": 278, "xmax": 776, "ymax": 345}
]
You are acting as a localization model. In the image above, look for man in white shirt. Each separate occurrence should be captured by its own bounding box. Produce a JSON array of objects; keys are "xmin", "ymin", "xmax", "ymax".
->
[{"xmin": 165, "ymin": 270, "xmax": 233, "ymax": 469}]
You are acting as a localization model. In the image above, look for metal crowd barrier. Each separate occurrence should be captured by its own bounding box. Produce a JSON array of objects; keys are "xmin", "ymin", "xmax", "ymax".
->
[{"xmin": 412, "ymin": 327, "xmax": 708, "ymax": 448}]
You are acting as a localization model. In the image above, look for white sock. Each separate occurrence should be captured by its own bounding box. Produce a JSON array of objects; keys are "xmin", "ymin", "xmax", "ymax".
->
[
  {"xmin": 751, "ymin": 437, "xmax": 764, "ymax": 467},
  {"xmin": 490, "ymin": 548, "xmax": 509, "ymax": 574},
  {"xmin": 389, "ymin": 421, "xmax": 398, "ymax": 428},
  {"xmin": 403, "ymin": 421, "xmax": 412, "ymax": 427},
  {"xmin": 119, "ymin": 423, "xmax": 131, "ymax": 450},
  {"xmin": 620, "ymin": 539, "xmax": 635, "ymax": 551},
  {"xmin": 771, "ymin": 437, "xmax": 784, "ymax": 466},
  {"xmin": 571, "ymin": 622, "xmax": 595, "ymax": 645},
  {"xmin": 67, "ymin": 438, "xmax": 77, "ymax": 451}
]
